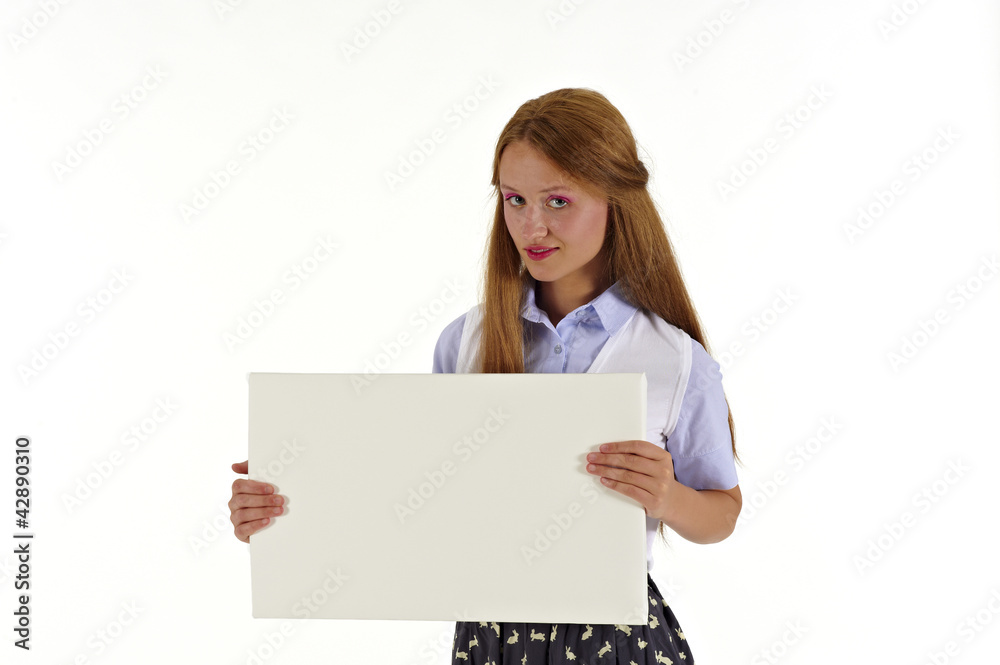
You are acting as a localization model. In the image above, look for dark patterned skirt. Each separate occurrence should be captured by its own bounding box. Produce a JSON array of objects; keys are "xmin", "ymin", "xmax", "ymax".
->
[{"xmin": 450, "ymin": 573, "xmax": 694, "ymax": 664}]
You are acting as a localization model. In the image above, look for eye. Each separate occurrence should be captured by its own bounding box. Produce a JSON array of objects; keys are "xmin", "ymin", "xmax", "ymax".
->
[
  {"xmin": 548, "ymin": 197, "xmax": 569, "ymax": 209},
  {"xmin": 504, "ymin": 194, "xmax": 525, "ymax": 206}
]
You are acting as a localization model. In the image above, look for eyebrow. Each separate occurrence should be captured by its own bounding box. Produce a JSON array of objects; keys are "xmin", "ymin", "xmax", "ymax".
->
[{"xmin": 498, "ymin": 183, "xmax": 571, "ymax": 193}]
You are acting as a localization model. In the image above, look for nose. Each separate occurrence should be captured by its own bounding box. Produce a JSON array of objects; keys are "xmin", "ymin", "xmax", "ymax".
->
[{"xmin": 519, "ymin": 204, "xmax": 548, "ymax": 242}]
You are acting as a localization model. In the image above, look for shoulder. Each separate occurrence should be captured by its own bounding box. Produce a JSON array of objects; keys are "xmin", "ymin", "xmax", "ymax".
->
[
  {"xmin": 636, "ymin": 310, "xmax": 714, "ymax": 381},
  {"xmin": 670, "ymin": 338, "xmax": 728, "ymax": 454},
  {"xmin": 668, "ymin": 338, "xmax": 738, "ymax": 489},
  {"xmin": 670, "ymin": 338, "xmax": 730, "ymax": 454},
  {"xmin": 687, "ymin": 337, "xmax": 723, "ymax": 394},
  {"xmin": 432, "ymin": 309, "xmax": 470, "ymax": 374},
  {"xmin": 676, "ymin": 337, "xmax": 727, "ymax": 424},
  {"xmin": 638, "ymin": 310, "xmax": 692, "ymax": 357}
]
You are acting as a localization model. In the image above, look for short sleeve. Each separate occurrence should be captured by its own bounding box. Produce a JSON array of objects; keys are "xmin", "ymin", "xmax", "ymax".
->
[
  {"xmin": 666, "ymin": 338, "xmax": 739, "ymax": 490},
  {"xmin": 432, "ymin": 311, "xmax": 467, "ymax": 374}
]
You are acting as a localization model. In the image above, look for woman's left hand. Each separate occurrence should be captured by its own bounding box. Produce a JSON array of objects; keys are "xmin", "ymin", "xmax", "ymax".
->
[{"xmin": 585, "ymin": 440, "xmax": 678, "ymax": 522}]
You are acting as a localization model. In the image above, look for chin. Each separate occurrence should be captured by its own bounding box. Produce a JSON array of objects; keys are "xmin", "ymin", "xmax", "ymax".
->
[{"xmin": 523, "ymin": 266, "xmax": 556, "ymax": 282}]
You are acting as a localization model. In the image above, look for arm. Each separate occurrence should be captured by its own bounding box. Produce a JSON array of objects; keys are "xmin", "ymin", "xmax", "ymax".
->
[
  {"xmin": 659, "ymin": 483, "xmax": 741, "ymax": 544},
  {"xmin": 662, "ymin": 338, "xmax": 741, "ymax": 544},
  {"xmin": 432, "ymin": 311, "xmax": 466, "ymax": 374}
]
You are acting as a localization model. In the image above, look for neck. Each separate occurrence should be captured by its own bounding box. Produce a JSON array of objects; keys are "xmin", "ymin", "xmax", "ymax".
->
[{"xmin": 534, "ymin": 274, "xmax": 611, "ymax": 327}]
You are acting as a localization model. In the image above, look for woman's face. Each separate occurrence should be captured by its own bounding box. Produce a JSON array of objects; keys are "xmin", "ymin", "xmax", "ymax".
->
[{"xmin": 498, "ymin": 140, "xmax": 609, "ymax": 293}]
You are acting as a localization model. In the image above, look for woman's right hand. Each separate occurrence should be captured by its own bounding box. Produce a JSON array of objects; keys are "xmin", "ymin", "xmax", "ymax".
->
[{"xmin": 229, "ymin": 460, "xmax": 285, "ymax": 543}]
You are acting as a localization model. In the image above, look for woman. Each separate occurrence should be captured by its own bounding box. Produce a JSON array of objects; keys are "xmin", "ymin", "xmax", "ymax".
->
[
  {"xmin": 230, "ymin": 87, "xmax": 741, "ymax": 664},
  {"xmin": 437, "ymin": 86, "xmax": 741, "ymax": 664}
]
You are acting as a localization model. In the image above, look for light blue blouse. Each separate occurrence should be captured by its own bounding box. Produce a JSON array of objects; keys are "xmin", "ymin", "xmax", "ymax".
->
[{"xmin": 432, "ymin": 276, "xmax": 739, "ymax": 567}]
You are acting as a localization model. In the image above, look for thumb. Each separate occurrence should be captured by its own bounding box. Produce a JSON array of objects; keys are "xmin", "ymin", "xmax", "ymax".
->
[{"xmin": 232, "ymin": 460, "xmax": 248, "ymax": 474}]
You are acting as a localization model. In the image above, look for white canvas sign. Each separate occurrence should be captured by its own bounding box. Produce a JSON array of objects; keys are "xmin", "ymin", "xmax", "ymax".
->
[{"xmin": 248, "ymin": 372, "xmax": 649, "ymax": 624}]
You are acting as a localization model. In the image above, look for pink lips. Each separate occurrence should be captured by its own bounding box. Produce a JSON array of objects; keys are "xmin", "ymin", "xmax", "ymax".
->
[{"xmin": 526, "ymin": 247, "xmax": 558, "ymax": 261}]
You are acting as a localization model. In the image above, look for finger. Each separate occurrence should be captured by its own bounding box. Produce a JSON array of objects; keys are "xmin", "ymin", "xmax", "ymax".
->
[
  {"xmin": 597, "ymin": 464, "xmax": 658, "ymax": 495},
  {"xmin": 600, "ymin": 440, "xmax": 668, "ymax": 460},
  {"xmin": 231, "ymin": 478, "xmax": 275, "ymax": 496},
  {"xmin": 598, "ymin": 469, "xmax": 659, "ymax": 510},
  {"xmin": 235, "ymin": 516, "xmax": 272, "ymax": 543},
  {"xmin": 589, "ymin": 453, "xmax": 658, "ymax": 478},
  {"xmin": 232, "ymin": 460, "xmax": 249, "ymax": 474},
  {"xmin": 232, "ymin": 504, "xmax": 284, "ymax": 529},
  {"xmin": 229, "ymin": 491, "xmax": 284, "ymax": 513}
]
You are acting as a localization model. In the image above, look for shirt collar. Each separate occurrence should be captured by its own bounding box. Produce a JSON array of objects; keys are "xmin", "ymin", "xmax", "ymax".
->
[{"xmin": 521, "ymin": 274, "xmax": 637, "ymax": 334}]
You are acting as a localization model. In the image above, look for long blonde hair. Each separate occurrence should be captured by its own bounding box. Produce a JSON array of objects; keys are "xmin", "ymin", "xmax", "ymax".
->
[{"xmin": 476, "ymin": 88, "xmax": 739, "ymax": 546}]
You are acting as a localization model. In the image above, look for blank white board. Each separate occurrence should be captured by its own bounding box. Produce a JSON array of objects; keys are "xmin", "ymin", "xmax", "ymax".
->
[{"xmin": 248, "ymin": 372, "xmax": 649, "ymax": 623}]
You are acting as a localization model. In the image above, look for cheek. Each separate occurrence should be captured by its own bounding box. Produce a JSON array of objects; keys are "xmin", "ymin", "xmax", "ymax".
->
[
  {"xmin": 543, "ymin": 218, "xmax": 563, "ymax": 236},
  {"xmin": 593, "ymin": 221, "xmax": 608, "ymax": 246},
  {"xmin": 503, "ymin": 210, "xmax": 517, "ymax": 236},
  {"xmin": 584, "ymin": 210, "xmax": 607, "ymax": 248},
  {"xmin": 547, "ymin": 217, "xmax": 582, "ymax": 245}
]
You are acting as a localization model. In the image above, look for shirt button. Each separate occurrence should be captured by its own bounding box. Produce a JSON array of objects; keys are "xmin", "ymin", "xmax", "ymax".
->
[
  {"xmin": 554, "ymin": 344, "xmax": 562, "ymax": 354},
  {"xmin": 576, "ymin": 311, "xmax": 584, "ymax": 317}
]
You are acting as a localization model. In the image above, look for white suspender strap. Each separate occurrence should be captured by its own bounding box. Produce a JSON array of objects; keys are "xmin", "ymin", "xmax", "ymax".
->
[{"xmin": 455, "ymin": 303, "xmax": 484, "ymax": 374}]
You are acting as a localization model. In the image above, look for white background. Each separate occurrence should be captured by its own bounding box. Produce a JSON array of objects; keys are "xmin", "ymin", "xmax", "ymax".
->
[{"xmin": 1, "ymin": 1, "xmax": 998, "ymax": 663}]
